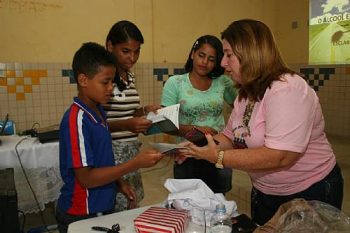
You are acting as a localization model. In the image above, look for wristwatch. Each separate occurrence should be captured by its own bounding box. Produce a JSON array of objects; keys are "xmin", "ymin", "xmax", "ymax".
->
[{"xmin": 215, "ymin": 150, "xmax": 225, "ymax": 169}]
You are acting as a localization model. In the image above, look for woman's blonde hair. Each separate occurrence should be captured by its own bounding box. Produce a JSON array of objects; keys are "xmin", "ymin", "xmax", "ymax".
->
[{"xmin": 221, "ymin": 19, "xmax": 296, "ymax": 101}]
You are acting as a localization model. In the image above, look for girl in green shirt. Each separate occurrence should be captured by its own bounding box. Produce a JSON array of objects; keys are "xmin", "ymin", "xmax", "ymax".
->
[{"xmin": 161, "ymin": 35, "xmax": 237, "ymax": 193}]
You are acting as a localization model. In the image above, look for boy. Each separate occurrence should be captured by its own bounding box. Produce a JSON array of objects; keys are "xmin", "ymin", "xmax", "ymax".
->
[{"xmin": 55, "ymin": 42, "xmax": 163, "ymax": 233}]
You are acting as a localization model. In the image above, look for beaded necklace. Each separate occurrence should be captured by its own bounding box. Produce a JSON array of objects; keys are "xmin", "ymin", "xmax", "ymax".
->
[{"xmin": 232, "ymin": 100, "xmax": 255, "ymax": 149}]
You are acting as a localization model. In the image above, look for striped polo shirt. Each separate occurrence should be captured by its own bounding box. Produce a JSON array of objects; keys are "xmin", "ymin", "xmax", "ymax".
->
[{"xmin": 103, "ymin": 72, "xmax": 141, "ymax": 142}]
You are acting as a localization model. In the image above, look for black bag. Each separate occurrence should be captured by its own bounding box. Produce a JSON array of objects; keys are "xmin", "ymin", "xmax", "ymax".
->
[{"xmin": 231, "ymin": 214, "xmax": 258, "ymax": 233}]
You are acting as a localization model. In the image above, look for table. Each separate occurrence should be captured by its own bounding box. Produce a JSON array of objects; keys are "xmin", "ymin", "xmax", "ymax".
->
[
  {"xmin": 68, "ymin": 205, "xmax": 205, "ymax": 233},
  {"xmin": 0, "ymin": 135, "xmax": 63, "ymax": 213}
]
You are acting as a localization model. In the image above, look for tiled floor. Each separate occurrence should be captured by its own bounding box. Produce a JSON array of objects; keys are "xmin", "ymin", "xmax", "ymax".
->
[{"xmin": 22, "ymin": 135, "xmax": 349, "ymax": 232}]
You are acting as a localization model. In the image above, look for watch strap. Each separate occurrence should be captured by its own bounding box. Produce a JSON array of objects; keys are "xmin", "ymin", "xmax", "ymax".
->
[{"xmin": 215, "ymin": 150, "xmax": 224, "ymax": 169}]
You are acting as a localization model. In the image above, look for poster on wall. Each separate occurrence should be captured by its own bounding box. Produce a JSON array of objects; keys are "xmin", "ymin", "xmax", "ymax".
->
[{"xmin": 309, "ymin": 0, "xmax": 350, "ymax": 64}]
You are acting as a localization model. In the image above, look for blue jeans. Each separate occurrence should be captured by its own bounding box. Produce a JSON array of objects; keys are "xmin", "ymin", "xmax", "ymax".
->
[
  {"xmin": 251, "ymin": 163, "xmax": 344, "ymax": 225},
  {"xmin": 55, "ymin": 207, "xmax": 114, "ymax": 233}
]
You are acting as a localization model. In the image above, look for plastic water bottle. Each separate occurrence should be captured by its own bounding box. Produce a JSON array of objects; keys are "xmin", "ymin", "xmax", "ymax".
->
[{"xmin": 210, "ymin": 203, "xmax": 232, "ymax": 233}]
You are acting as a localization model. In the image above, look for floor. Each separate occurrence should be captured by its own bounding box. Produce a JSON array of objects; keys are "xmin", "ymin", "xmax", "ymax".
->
[{"xmin": 21, "ymin": 135, "xmax": 350, "ymax": 232}]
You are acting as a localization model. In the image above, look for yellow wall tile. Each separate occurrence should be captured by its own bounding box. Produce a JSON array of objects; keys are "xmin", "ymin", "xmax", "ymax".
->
[
  {"xmin": 6, "ymin": 70, "xmax": 15, "ymax": 77},
  {"xmin": 16, "ymin": 93, "xmax": 25, "ymax": 101},
  {"xmin": 32, "ymin": 77, "xmax": 41, "ymax": 85},
  {"xmin": 23, "ymin": 70, "xmax": 33, "ymax": 77},
  {"xmin": 0, "ymin": 78, "xmax": 7, "ymax": 86},
  {"xmin": 7, "ymin": 85, "xmax": 16, "ymax": 93},
  {"xmin": 24, "ymin": 85, "xmax": 32, "ymax": 93},
  {"xmin": 32, "ymin": 70, "xmax": 40, "ymax": 78},
  {"xmin": 38, "ymin": 70, "xmax": 47, "ymax": 77},
  {"xmin": 16, "ymin": 77, "xmax": 24, "ymax": 85}
]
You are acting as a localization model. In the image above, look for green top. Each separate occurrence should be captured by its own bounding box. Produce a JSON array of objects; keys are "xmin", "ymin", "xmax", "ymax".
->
[{"xmin": 161, "ymin": 73, "xmax": 237, "ymax": 134}]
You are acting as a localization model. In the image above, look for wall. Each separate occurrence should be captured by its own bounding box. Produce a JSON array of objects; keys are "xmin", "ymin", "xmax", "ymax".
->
[
  {"xmin": 0, "ymin": 0, "xmax": 137, "ymax": 62},
  {"xmin": 275, "ymin": 0, "xmax": 309, "ymax": 64},
  {"xmin": 0, "ymin": 0, "xmax": 349, "ymax": 137},
  {"xmin": 0, "ymin": 0, "xmax": 278, "ymax": 63},
  {"xmin": 151, "ymin": 0, "xmax": 277, "ymax": 63}
]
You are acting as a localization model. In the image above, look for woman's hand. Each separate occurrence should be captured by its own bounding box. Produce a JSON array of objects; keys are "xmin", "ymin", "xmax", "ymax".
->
[
  {"xmin": 187, "ymin": 133, "xmax": 219, "ymax": 163},
  {"xmin": 176, "ymin": 134, "xmax": 220, "ymax": 164},
  {"xmin": 173, "ymin": 141, "xmax": 192, "ymax": 164},
  {"xmin": 194, "ymin": 126, "xmax": 218, "ymax": 136}
]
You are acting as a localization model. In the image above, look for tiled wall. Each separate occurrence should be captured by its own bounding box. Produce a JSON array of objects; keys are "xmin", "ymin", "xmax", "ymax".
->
[
  {"xmin": 0, "ymin": 62, "xmax": 349, "ymax": 137},
  {"xmin": 288, "ymin": 64, "xmax": 350, "ymax": 137},
  {"xmin": 0, "ymin": 62, "xmax": 76, "ymax": 132}
]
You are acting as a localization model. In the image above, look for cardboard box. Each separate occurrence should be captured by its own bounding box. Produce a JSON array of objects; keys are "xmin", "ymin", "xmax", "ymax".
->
[{"xmin": 134, "ymin": 206, "xmax": 188, "ymax": 233}]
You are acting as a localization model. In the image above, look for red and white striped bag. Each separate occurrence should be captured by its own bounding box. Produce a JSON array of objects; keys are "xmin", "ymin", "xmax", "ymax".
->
[{"xmin": 134, "ymin": 207, "xmax": 189, "ymax": 233}]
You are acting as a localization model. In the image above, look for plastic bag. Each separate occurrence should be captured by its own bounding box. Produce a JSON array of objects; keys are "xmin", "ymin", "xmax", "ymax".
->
[{"xmin": 254, "ymin": 198, "xmax": 350, "ymax": 233}]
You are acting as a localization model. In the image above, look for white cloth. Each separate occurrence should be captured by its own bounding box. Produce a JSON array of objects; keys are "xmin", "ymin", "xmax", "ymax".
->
[
  {"xmin": 164, "ymin": 179, "xmax": 238, "ymax": 226},
  {"xmin": 0, "ymin": 135, "xmax": 62, "ymax": 213}
]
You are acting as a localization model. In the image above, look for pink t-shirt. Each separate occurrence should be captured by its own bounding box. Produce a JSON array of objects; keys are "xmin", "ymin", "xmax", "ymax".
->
[{"xmin": 223, "ymin": 74, "xmax": 336, "ymax": 195}]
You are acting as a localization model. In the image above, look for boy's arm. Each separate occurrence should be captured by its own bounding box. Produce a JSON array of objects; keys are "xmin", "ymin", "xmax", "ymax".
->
[{"xmin": 74, "ymin": 148, "xmax": 163, "ymax": 188}]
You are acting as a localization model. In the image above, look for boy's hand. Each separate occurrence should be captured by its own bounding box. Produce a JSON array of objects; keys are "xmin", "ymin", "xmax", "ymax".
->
[
  {"xmin": 134, "ymin": 148, "xmax": 163, "ymax": 168},
  {"xmin": 117, "ymin": 179, "xmax": 137, "ymax": 209},
  {"xmin": 127, "ymin": 117, "xmax": 152, "ymax": 133}
]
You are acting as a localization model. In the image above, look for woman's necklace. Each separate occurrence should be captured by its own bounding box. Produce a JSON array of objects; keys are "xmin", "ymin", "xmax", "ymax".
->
[{"xmin": 232, "ymin": 99, "xmax": 255, "ymax": 149}]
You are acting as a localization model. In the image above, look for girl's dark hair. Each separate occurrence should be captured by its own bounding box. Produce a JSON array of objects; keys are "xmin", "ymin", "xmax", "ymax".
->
[
  {"xmin": 106, "ymin": 20, "xmax": 144, "ymax": 91},
  {"xmin": 184, "ymin": 35, "xmax": 224, "ymax": 79},
  {"xmin": 106, "ymin": 20, "xmax": 144, "ymax": 46}
]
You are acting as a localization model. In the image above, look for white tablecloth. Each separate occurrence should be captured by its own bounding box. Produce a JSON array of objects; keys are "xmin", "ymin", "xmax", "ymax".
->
[
  {"xmin": 0, "ymin": 135, "xmax": 63, "ymax": 213},
  {"xmin": 68, "ymin": 205, "xmax": 205, "ymax": 233}
]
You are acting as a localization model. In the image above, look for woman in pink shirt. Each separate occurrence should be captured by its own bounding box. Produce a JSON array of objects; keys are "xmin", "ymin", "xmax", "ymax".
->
[{"xmin": 182, "ymin": 19, "xmax": 344, "ymax": 225}]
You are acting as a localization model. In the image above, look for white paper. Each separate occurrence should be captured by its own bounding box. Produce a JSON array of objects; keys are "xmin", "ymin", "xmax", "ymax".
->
[{"xmin": 146, "ymin": 104, "xmax": 180, "ymax": 128}]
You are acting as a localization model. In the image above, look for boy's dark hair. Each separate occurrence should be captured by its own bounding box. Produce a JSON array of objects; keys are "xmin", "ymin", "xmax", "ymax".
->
[
  {"xmin": 72, "ymin": 42, "xmax": 116, "ymax": 82},
  {"xmin": 106, "ymin": 20, "xmax": 144, "ymax": 46},
  {"xmin": 184, "ymin": 35, "xmax": 224, "ymax": 79}
]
